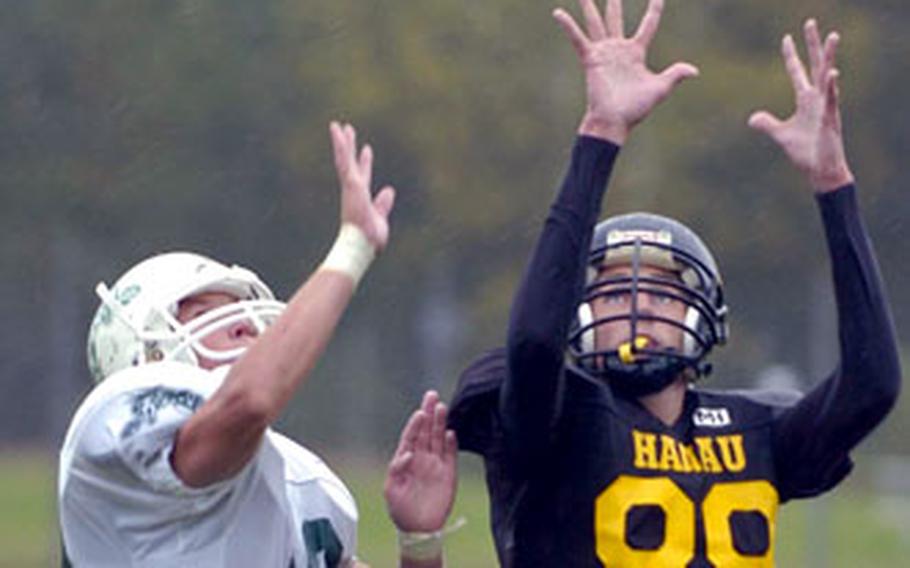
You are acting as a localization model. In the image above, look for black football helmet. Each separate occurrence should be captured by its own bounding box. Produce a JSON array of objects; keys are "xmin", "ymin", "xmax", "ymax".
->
[{"xmin": 568, "ymin": 212, "xmax": 728, "ymax": 397}]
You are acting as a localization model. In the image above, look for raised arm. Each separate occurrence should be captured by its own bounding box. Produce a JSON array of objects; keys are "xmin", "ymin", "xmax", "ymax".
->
[
  {"xmin": 749, "ymin": 20, "xmax": 900, "ymax": 497},
  {"xmin": 502, "ymin": 0, "xmax": 697, "ymax": 468},
  {"xmin": 172, "ymin": 122, "xmax": 396, "ymax": 487}
]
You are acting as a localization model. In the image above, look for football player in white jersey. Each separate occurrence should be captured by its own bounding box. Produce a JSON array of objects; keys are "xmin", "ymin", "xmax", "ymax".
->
[{"xmin": 59, "ymin": 122, "xmax": 457, "ymax": 568}]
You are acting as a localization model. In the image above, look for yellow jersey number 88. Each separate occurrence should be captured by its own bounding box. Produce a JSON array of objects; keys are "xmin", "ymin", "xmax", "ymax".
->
[{"xmin": 595, "ymin": 475, "xmax": 778, "ymax": 567}]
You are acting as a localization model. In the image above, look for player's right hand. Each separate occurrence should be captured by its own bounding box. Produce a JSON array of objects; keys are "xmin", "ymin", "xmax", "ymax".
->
[
  {"xmin": 553, "ymin": 0, "xmax": 698, "ymax": 144},
  {"xmin": 384, "ymin": 391, "xmax": 458, "ymax": 533},
  {"xmin": 329, "ymin": 121, "xmax": 396, "ymax": 252}
]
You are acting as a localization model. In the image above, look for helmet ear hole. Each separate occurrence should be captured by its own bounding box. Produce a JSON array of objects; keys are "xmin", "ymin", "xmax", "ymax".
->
[
  {"xmin": 147, "ymin": 348, "xmax": 164, "ymax": 362},
  {"xmin": 577, "ymin": 302, "xmax": 595, "ymax": 354},
  {"xmin": 682, "ymin": 307, "xmax": 701, "ymax": 357}
]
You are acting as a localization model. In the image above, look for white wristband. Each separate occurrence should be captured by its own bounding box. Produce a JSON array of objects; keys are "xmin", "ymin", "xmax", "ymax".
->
[
  {"xmin": 319, "ymin": 223, "xmax": 376, "ymax": 287},
  {"xmin": 398, "ymin": 530, "xmax": 444, "ymax": 563},
  {"xmin": 397, "ymin": 517, "xmax": 466, "ymax": 563}
]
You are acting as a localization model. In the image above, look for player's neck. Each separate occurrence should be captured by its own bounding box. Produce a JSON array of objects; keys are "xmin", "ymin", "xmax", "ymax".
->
[{"xmin": 638, "ymin": 378, "xmax": 687, "ymax": 427}]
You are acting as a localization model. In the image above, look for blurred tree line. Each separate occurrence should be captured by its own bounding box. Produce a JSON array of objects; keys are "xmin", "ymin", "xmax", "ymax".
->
[{"xmin": 1, "ymin": 0, "xmax": 907, "ymax": 458}]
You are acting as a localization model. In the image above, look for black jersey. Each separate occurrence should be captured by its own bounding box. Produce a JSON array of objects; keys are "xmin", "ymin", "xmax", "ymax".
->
[
  {"xmin": 452, "ymin": 352, "xmax": 852, "ymax": 567},
  {"xmin": 449, "ymin": 137, "xmax": 900, "ymax": 567}
]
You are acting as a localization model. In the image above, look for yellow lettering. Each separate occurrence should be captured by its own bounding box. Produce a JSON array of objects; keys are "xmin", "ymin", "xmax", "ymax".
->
[
  {"xmin": 678, "ymin": 443, "xmax": 702, "ymax": 473},
  {"xmin": 695, "ymin": 437, "xmax": 723, "ymax": 473},
  {"xmin": 634, "ymin": 432, "xmax": 746, "ymax": 475},
  {"xmin": 633, "ymin": 430, "xmax": 658, "ymax": 470},
  {"xmin": 658, "ymin": 435, "xmax": 684, "ymax": 472},
  {"xmin": 716, "ymin": 435, "xmax": 746, "ymax": 473}
]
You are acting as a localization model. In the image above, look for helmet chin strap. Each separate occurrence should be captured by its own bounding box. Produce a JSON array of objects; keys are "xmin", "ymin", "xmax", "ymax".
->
[{"xmin": 603, "ymin": 352, "xmax": 688, "ymax": 398}]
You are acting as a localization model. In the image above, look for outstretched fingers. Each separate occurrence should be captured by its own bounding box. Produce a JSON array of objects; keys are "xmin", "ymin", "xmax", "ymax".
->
[
  {"xmin": 579, "ymin": 0, "xmax": 607, "ymax": 40},
  {"xmin": 822, "ymin": 31, "xmax": 841, "ymax": 103},
  {"xmin": 357, "ymin": 143, "xmax": 373, "ymax": 192},
  {"xmin": 653, "ymin": 61, "xmax": 699, "ymax": 103},
  {"xmin": 605, "ymin": 0, "xmax": 624, "ymax": 38},
  {"xmin": 387, "ymin": 449, "xmax": 413, "ymax": 477},
  {"xmin": 393, "ymin": 407, "xmax": 426, "ymax": 461},
  {"xmin": 824, "ymin": 31, "xmax": 840, "ymax": 72},
  {"xmin": 444, "ymin": 430, "xmax": 458, "ymax": 463},
  {"xmin": 824, "ymin": 68, "xmax": 842, "ymax": 129},
  {"xmin": 345, "ymin": 123, "xmax": 357, "ymax": 155},
  {"xmin": 633, "ymin": 0, "xmax": 664, "ymax": 47},
  {"xmin": 372, "ymin": 186, "xmax": 396, "ymax": 220},
  {"xmin": 330, "ymin": 121, "xmax": 367, "ymax": 186},
  {"xmin": 819, "ymin": 28, "xmax": 842, "ymax": 128},
  {"xmin": 803, "ymin": 19, "xmax": 824, "ymax": 86},
  {"xmin": 429, "ymin": 400, "xmax": 448, "ymax": 456},
  {"xmin": 747, "ymin": 110, "xmax": 784, "ymax": 139},
  {"xmin": 782, "ymin": 34, "xmax": 811, "ymax": 95},
  {"xmin": 659, "ymin": 61, "xmax": 699, "ymax": 87},
  {"xmin": 416, "ymin": 391, "xmax": 439, "ymax": 453},
  {"xmin": 329, "ymin": 121, "xmax": 350, "ymax": 180},
  {"xmin": 553, "ymin": 7, "xmax": 589, "ymax": 58}
]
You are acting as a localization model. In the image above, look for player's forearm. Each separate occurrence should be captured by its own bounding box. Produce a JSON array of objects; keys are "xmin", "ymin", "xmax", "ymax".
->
[
  {"xmin": 226, "ymin": 269, "xmax": 356, "ymax": 415},
  {"xmin": 502, "ymin": 137, "xmax": 618, "ymax": 457},
  {"xmin": 506, "ymin": 137, "xmax": 618, "ymax": 359},
  {"xmin": 174, "ymin": 269, "xmax": 360, "ymax": 487},
  {"xmin": 817, "ymin": 184, "xmax": 900, "ymax": 430},
  {"xmin": 772, "ymin": 185, "xmax": 899, "ymax": 492}
]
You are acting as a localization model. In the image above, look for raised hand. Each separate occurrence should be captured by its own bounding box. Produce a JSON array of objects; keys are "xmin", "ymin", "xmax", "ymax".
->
[
  {"xmin": 553, "ymin": 0, "xmax": 698, "ymax": 144},
  {"xmin": 384, "ymin": 391, "xmax": 458, "ymax": 533},
  {"xmin": 329, "ymin": 121, "xmax": 396, "ymax": 251},
  {"xmin": 748, "ymin": 19, "xmax": 854, "ymax": 192}
]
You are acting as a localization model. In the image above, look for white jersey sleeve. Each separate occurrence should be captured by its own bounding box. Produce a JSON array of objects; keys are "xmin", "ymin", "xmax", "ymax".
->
[
  {"xmin": 59, "ymin": 362, "xmax": 359, "ymax": 568},
  {"xmin": 60, "ymin": 363, "xmax": 280, "ymax": 566},
  {"xmin": 61, "ymin": 362, "xmax": 227, "ymax": 495}
]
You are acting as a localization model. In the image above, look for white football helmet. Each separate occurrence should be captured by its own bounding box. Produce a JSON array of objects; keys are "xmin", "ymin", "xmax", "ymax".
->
[{"xmin": 87, "ymin": 251, "xmax": 286, "ymax": 383}]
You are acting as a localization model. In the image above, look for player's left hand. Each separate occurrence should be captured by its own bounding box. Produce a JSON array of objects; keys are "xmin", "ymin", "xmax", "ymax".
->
[
  {"xmin": 748, "ymin": 19, "xmax": 855, "ymax": 192},
  {"xmin": 384, "ymin": 391, "xmax": 458, "ymax": 533}
]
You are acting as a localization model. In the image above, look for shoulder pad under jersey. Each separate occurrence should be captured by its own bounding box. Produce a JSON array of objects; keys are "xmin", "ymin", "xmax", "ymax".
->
[{"xmin": 448, "ymin": 347, "xmax": 507, "ymax": 454}]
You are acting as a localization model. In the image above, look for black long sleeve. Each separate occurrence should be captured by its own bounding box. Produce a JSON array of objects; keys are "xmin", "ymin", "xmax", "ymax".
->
[
  {"xmin": 775, "ymin": 184, "xmax": 901, "ymax": 500},
  {"xmin": 501, "ymin": 136, "xmax": 620, "ymax": 469}
]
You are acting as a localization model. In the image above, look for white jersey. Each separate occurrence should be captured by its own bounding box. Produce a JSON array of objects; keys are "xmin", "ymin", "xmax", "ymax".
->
[{"xmin": 59, "ymin": 362, "xmax": 358, "ymax": 568}]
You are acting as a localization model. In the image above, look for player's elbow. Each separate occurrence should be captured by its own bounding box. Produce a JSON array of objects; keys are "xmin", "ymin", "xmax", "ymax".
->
[
  {"xmin": 173, "ymin": 390, "xmax": 271, "ymax": 488},
  {"xmin": 868, "ymin": 348, "xmax": 901, "ymax": 411},
  {"xmin": 871, "ymin": 367, "xmax": 901, "ymax": 416},
  {"xmin": 850, "ymin": 365, "xmax": 901, "ymax": 422}
]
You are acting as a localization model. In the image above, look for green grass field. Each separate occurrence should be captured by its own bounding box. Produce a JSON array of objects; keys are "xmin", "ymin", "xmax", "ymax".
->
[{"xmin": 4, "ymin": 450, "xmax": 908, "ymax": 567}]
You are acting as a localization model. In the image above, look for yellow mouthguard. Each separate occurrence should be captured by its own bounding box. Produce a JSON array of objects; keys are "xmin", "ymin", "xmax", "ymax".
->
[{"xmin": 618, "ymin": 336, "xmax": 650, "ymax": 364}]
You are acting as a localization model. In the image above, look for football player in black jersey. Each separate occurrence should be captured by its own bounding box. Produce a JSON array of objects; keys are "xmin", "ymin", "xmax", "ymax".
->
[{"xmin": 449, "ymin": 1, "xmax": 901, "ymax": 566}]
